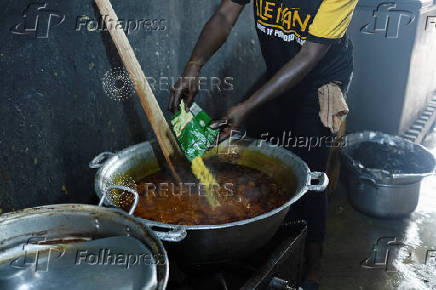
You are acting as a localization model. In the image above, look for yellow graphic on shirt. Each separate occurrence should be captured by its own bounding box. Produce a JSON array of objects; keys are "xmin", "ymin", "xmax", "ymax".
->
[
  {"xmin": 255, "ymin": 0, "xmax": 311, "ymax": 44},
  {"xmin": 254, "ymin": 0, "xmax": 358, "ymax": 45}
]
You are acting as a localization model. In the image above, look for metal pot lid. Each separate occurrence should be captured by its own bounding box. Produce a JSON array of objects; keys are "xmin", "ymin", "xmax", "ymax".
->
[{"xmin": 0, "ymin": 203, "xmax": 169, "ymax": 290}]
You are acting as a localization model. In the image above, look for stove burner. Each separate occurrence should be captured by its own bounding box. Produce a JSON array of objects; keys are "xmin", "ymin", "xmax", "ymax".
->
[{"xmin": 167, "ymin": 221, "xmax": 307, "ymax": 290}]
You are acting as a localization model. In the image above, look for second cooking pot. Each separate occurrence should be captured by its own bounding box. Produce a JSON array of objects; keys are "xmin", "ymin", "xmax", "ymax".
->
[{"xmin": 0, "ymin": 202, "xmax": 169, "ymax": 290}]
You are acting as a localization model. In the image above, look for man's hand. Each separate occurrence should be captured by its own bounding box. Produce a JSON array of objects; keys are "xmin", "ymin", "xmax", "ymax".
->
[
  {"xmin": 169, "ymin": 63, "xmax": 201, "ymax": 113},
  {"xmin": 210, "ymin": 102, "xmax": 251, "ymax": 143}
]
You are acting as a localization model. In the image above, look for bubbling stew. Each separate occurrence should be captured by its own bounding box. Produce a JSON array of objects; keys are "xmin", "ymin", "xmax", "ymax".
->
[{"xmin": 125, "ymin": 161, "xmax": 296, "ymax": 225}]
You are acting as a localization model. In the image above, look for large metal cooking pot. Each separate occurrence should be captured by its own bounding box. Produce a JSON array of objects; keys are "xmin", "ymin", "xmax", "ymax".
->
[
  {"xmin": 0, "ymin": 200, "xmax": 169, "ymax": 289},
  {"xmin": 90, "ymin": 139, "xmax": 328, "ymax": 264}
]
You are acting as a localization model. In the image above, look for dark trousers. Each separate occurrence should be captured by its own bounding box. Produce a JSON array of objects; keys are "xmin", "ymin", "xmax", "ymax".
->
[{"xmin": 245, "ymin": 84, "xmax": 335, "ymax": 243}]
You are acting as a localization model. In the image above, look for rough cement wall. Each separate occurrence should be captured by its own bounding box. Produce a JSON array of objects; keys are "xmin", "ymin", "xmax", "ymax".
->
[
  {"xmin": 346, "ymin": 0, "xmax": 436, "ymax": 135},
  {"xmin": 346, "ymin": 0, "xmax": 419, "ymax": 134},
  {"xmin": 0, "ymin": 0, "xmax": 264, "ymax": 212},
  {"xmin": 400, "ymin": 5, "xmax": 436, "ymax": 133}
]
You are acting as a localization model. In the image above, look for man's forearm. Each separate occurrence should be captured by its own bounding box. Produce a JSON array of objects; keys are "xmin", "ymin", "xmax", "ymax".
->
[
  {"xmin": 243, "ymin": 41, "xmax": 330, "ymax": 110},
  {"xmin": 188, "ymin": 0, "xmax": 244, "ymax": 67}
]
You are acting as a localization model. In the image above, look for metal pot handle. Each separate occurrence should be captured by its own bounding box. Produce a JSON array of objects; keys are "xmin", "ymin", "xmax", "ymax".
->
[
  {"xmin": 149, "ymin": 226, "xmax": 187, "ymax": 242},
  {"xmin": 99, "ymin": 185, "xmax": 139, "ymax": 215},
  {"xmin": 99, "ymin": 186, "xmax": 187, "ymax": 242},
  {"xmin": 307, "ymin": 172, "xmax": 329, "ymax": 191},
  {"xmin": 89, "ymin": 152, "xmax": 116, "ymax": 169}
]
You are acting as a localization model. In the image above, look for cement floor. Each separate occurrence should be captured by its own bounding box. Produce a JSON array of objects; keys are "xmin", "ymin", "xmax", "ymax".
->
[{"xmin": 320, "ymin": 135, "xmax": 436, "ymax": 290}]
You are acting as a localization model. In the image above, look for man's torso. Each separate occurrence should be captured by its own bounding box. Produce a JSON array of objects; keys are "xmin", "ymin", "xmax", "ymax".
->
[{"xmin": 250, "ymin": 0, "xmax": 354, "ymax": 88}]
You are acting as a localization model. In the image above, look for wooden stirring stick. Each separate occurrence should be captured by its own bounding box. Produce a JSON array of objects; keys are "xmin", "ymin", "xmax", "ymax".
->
[{"xmin": 95, "ymin": 0, "xmax": 185, "ymax": 183}]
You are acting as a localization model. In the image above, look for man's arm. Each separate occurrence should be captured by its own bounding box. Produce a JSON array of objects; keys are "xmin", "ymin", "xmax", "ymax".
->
[
  {"xmin": 169, "ymin": 0, "xmax": 244, "ymax": 112},
  {"xmin": 188, "ymin": 0, "xmax": 244, "ymax": 67},
  {"xmin": 242, "ymin": 41, "xmax": 330, "ymax": 111},
  {"xmin": 211, "ymin": 41, "xmax": 330, "ymax": 141}
]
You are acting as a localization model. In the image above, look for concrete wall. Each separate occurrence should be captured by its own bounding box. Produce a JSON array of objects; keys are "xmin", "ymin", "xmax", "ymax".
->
[
  {"xmin": 346, "ymin": 0, "xmax": 436, "ymax": 134},
  {"xmin": 400, "ymin": 3, "xmax": 436, "ymax": 133},
  {"xmin": 0, "ymin": 0, "xmax": 265, "ymax": 212}
]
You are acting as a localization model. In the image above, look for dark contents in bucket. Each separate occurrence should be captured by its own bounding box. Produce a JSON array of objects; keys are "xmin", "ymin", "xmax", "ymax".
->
[
  {"xmin": 129, "ymin": 162, "xmax": 295, "ymax": 225},
  {"xmin": 351, "ymin": 142, "xmax": 429, "ymax": 174}
]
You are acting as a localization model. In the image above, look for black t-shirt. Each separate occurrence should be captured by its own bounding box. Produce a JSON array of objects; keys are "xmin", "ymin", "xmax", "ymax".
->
[{"xmin": 232, "ymin": 0, "xmax": 358, "ymax": 88}]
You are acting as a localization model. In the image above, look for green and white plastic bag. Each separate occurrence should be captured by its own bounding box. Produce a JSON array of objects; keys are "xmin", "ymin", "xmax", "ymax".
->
[{"xmin": 171, "ymin": 101, "xmax": 219, "ymax": 162}]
